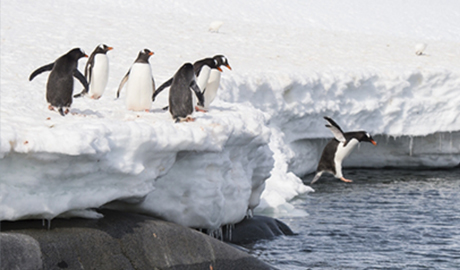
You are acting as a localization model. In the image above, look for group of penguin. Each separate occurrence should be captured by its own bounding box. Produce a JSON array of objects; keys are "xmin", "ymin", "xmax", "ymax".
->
[
  {"xmin": 29, "ymin": 45, "xmax": 231, "ymax": 122},
  {"xmin": 29, "ymin": 45, "xmax": 377, "ymax": 185}
]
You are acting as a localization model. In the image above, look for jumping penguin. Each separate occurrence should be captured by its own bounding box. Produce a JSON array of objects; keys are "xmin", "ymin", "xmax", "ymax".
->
[
  {"xmin": 29, "ymin": 48, "xmax": 88, "ymax": 116},
  {"xmin": 169, "ymin": 63, "xmax": 205, "ymax": 122},
  {"xmin": 311, "ymin": 116, "xmax": 377, "ymax": 184},
  {"xmin": 74, "ymin": 44, "xmax": 113, "ymax": 99},
  {"xmin": 116, "ymin": 49, "xmax": 155, "ymax": 111}
]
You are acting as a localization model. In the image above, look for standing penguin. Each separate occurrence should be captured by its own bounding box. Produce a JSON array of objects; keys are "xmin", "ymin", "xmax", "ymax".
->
[
  {"xmin": 74, "ymin": 44, "xmax": 113, "ymax": 99},
  {"xmin": 116, "ymin": 49, "xmax": 155, "ymax": 111},
  {"xmin": 200, "ymin": 55, "xmax": 231, "ymax": 109},
  {"xmin": 311, "ymin": 117, "xmax": 377, "ymax": 184},
  {"xmin": 152, "ymin": 55, "xmax": 231, "ymax": 110},
  {"xmin": 169, "ymin": 63, "xmax": 205, "ymax": 122},
  {"xmin": 29, "ymin": 48, "xmax": 88, "ymax": 116}
]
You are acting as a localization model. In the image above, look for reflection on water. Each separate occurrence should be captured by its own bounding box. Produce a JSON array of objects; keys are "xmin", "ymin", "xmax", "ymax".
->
[{"xmin": 247, "ymin": 168, "xmax": 460, "ymax": 270}]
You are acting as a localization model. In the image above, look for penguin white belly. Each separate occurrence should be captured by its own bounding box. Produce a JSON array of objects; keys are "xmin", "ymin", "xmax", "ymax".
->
[
  {"xmin": 125, "ymin": 63, "xmax": 153, "ymax": 111},
  {"xmin": 333, "ymin": 139, "xmax": 359, "ymax": 178},
  {"xmin": 194, "ymin": 66, "xmax": 211, "ymax": 107},
  {"xmin": 203, "ymin": 70, "xmax": 221, "ymax": 108},
  {"xmin": 196, "ymin": 66, "xmax": 211, "ymax": 90},
  {"xmin": 88, "ymin": 54, "xmax": 109, "ymax": 99}
]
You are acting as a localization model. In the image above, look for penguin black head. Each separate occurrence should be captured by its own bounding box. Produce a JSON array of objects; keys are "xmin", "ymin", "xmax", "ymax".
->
[
  {"xmin": 95, "ymin": 44, "xmax": 113, "ymax": 54},
  {"xmin": 357, "ymin": 132, "xmax": 377, "ymax": 145},
  {"xmin": 135, "ymin": 49, "xmax": 154, "ymax": 63},
  {"xmin": 67, "ymin": 48, "xmax": 88, "ymax": 60},
  {"xmin": 182, "ymin": 63, "xmax": 195, "ymax": 81},
  {"xmin": 213, "ymin": 55, "xmax": 232, "ymax": 70}
]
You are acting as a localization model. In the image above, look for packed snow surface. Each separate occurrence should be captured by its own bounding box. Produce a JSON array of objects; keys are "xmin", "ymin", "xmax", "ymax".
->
[{"xmin": 1, "ymin": 0, "xmax": 459, "ymax": 226}]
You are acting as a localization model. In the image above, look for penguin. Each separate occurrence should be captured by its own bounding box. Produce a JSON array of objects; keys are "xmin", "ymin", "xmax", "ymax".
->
[
  {"xmin": 169, "ymin": 63, "xmax": 205, "ymax": 122},
  {"xmin": 201, "ymin": 55, "xmax": 231, "ymax": 109},
  {"xmin": 116, "ymin": 49, "xmax": 155, "ymax": 111},
  {"xmin": 311, "ymin": 116, "xmax": 377, "ymax": 184},
  {"xmin": 152, "ymin": 55, "xmax": 231, "ymax": 110},
  {"xmin": 29, "ymin": 48, "xmax": 88, "ymax": 116},
  {"xmin": 74, "ymin": 44, "xmax": 113, "ymax": 99}
]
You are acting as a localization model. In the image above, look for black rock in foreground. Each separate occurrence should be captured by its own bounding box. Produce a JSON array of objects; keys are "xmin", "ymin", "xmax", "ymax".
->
[{"xmin": 0, "ymin": 210, "xmax": 276, "ymax": 270}]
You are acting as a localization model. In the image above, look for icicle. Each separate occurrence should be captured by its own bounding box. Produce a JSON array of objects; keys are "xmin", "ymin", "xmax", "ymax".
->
[
  {"xmin": 225, "ymin": 224, "xmax": 234, "ymax": 242},
  {"xmin": 246, "ymin": 208, "xmax": 254, "ymax": 219},
  {"xmin": 42, "ymin": 219, "xmax": 45, "ymax": 227},
  {"xmin": 409, "ymin": 136, "xmax": 413, "ymax": 156},
  {"xmin": 47, "ymin": 218, "xmax": 52, "ymax": 230},
  {"xmin": 439, "ymin": 133, "xmax": 442, "ymax": 152}
]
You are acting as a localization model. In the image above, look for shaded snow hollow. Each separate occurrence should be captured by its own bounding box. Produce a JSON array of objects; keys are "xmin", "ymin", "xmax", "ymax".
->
[{"xmin": 1, "ymin": 0, "xmax": 460, "ymax": 229}]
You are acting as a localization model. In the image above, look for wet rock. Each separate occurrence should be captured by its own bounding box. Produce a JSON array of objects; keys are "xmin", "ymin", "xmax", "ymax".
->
[
  {"xmin": 1, "ymin": 210, "xmax": 275, "ymax": 270},
  {"xmin": 223, "ymin": 215, "xmax": 295, "ymax": 245}
]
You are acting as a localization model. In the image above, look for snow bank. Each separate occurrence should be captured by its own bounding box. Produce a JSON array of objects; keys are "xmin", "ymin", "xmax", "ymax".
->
[
  {"xmin": 1, "ymin": 0, "xmax": 460, "ymax": 225},
  {"xmin": 0, "ymin": 102, "xmax": 273, "ymax": 228}
]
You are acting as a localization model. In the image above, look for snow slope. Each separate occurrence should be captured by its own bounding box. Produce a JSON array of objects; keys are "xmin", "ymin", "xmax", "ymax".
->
[{"xmin": 1, "ymin": 0, "xmax": 460, "ymax": 225}]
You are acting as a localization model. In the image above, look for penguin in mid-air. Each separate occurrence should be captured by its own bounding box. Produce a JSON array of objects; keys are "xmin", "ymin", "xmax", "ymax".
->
[
  {"xmin": 311, "ymin": 116, "xmax": 377, "ymax": 184},
  {"xmin": 169, "ymin": 63, "xmax": 205, "ymax": 122},
  {"xmin": 116, "ymin": 49, "xmax": 155, "ymax": 111},
  {"xmin": 29, "ymin": 48, "xmax": 88, "ymax": 116},
  {"xmin": 152, "ymin": 55, "xmax": 231, "ymax": 110},
  {"xmin": 74, "ymin": 44, "xmax": 113, "ymax": 99}
]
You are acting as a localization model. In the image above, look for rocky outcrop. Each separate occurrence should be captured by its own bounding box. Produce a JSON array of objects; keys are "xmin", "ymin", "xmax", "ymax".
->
[{"xmin": 1, "ymin": 210, "xmax": 276, "ymax": 270}]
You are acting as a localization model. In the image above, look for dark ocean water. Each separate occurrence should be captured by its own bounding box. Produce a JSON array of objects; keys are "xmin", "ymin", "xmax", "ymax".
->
[{"xmin": 247, "ymin": 168, "xmax": 460, "ymax": 270}]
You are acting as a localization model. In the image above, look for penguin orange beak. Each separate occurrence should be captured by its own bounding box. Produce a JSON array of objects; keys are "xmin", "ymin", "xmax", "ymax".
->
[
  {"xmin": 84, "ymin": 54, "xmax": 88, "ymax": 57},
  {"xmin": 149, "ymin": 52, "xmax": 154, "ymax": 56},
  {"xmin": 225, "ymin": 64, "xmax": 232, "ymax": 70},
  {"xmin": 371, "ymin": 139, "xmax": 377, "ymax": 146},
  {"xmin": 217, "ymin": 67, "xmax": 223, "ymax": 72},
  {"xmin": 108, "ymin": 47, "xmax": 113, "ymax": 50}
]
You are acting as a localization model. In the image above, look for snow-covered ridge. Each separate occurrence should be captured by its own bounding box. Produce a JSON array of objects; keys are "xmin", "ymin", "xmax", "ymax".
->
[{"xmin": 0, "ymin": 103, "xmax": 273, "ymax": 228}]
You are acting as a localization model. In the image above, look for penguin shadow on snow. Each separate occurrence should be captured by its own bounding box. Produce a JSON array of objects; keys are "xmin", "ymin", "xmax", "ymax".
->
[{"xmin": 69, "ymin": 108, "xmax": 104, "ymax": 118}]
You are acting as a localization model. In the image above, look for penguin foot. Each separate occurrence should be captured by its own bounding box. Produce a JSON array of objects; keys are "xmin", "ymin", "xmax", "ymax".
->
[
  {"xmin": 185, "ymin": 116, "xmax": 195, "ymax": 122},
  {"xmin": 195, "ymin": 106, "xmax": 207, "ymax": 113},
  {"xmin": 340, "ymin": 177, "xmax": 353, "ymax": 183},
  {"xmin": 48, "ymin": 105, "xmax": 55, "ymax": 111}
]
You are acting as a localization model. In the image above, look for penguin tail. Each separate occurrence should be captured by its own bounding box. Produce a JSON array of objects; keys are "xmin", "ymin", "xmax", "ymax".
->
[
  {"xmin": 310, "ymin": 172, "xmax": 323, "ymax": 185},
  {"xmin": 162, "ymin": 105, "xmax": 169, "ymax": 111},
  {"xmin": 58, "ymin": 107, "xmax": 66, "ymax": 117}
]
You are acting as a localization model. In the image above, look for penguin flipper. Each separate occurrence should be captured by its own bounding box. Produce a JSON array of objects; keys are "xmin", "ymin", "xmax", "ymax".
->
[
  {"xmin": 29, "ymin": 63, "xmax": 54, "ymax": 81},
  {"xmin": 310, "ymin": 171, "xmax": 323, "ymax": 185},
  {"xmin": 85, "ymin": 53, "xmax": 95, "ymax": 81},
  {"xmin": 153, "ymin": 78, "xmax": 172, "ymax": 101},
  {"xmin": 324, "ymin": 116, "xmax": 346, "ymax": 143},
  {"xmin": 190, "ymin": 80, "xmax": 205, "ymax": 107},
  {"xmin": 116, "ymin": 70, "xmax": 130, "ymax": 99},
  {"xmin": 73, "ymin": 69, "xmax": 89, "ymax": 93}
]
